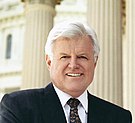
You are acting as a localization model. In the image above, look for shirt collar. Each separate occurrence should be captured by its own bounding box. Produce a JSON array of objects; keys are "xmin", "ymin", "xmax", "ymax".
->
[{"xmin": 53, "ymin": 84, "xmax": 88, "ymax": 113}]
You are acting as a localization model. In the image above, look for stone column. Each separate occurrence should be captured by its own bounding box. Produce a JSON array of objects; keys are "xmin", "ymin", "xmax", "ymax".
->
[
  {"xmin": 87, "ymin": 0, "xmax": 123, "ymax": 106},
  {"xmin": 22, "ymin": 0, "xmax": 57, "ymax": 89},
  {"xmin": 123, "ymin": 0, "xmax": 135, "ymax": 121}
]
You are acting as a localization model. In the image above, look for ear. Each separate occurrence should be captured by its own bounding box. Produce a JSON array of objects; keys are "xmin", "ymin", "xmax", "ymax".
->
[
  {"xmin": 94, "ymin": 56, "xmax": 98, "ymax": 68},
  {"xmin": 45, "ymin": 54, "xmax": 52, "ymax": 70}
]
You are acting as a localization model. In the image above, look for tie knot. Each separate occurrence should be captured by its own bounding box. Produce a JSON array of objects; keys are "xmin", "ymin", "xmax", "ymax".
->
[{"xmin": 67, "ymin": 98, "xmax": 80, "ymax": 108}]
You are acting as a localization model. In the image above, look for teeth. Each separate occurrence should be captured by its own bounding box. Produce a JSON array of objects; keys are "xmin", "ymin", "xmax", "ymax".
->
[{"xmin": 67, "ymin": 73, "xmax": 81, "ymax": 77}]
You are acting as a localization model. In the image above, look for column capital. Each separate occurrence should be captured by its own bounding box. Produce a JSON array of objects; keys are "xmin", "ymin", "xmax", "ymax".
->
[{"xmin": 21, "ymin": 0, "xmax": 62, "ymax": 6}]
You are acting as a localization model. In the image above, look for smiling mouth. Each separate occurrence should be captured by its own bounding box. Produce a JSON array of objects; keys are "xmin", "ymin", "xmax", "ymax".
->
[{"xmin": 66, "ymin": 73, "xmax": 83, "ymax": 77}]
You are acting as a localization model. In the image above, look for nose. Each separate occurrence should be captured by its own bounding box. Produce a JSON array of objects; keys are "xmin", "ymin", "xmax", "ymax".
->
[{"xmin": 68, "ymin": 56, "xmax": 79, "ymax": 69}]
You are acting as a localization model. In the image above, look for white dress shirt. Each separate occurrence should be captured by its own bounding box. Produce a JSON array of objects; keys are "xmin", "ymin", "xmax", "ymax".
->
[{"xmin": 53, "ymin": 84, "xmax": 88, "ymax": 123}]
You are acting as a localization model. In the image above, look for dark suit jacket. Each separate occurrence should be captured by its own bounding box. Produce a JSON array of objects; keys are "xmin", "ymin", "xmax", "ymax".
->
[{"xmin": 0, "ymin": 83, "xmax": 132, "ymax": 123}]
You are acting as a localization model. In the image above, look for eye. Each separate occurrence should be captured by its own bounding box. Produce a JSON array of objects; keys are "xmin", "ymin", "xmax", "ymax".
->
[
  {"xmin": 60, "ymin": 55, "xmax": 70, "ymax": 59},
  {"xmin": 78, "ymin": 56, "xmax": 88, "ymax": 60}
]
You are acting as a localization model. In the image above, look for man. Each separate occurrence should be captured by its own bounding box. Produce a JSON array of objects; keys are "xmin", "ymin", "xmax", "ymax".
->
[{"xmin": 0, "ymin": 21, "xmax": 132, "ymax": 123}]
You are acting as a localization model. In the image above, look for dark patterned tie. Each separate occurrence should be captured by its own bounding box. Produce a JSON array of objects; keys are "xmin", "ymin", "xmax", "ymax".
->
[{"xmin": 67, "ymin": 98, "xmax": 82, "ymax": 123}]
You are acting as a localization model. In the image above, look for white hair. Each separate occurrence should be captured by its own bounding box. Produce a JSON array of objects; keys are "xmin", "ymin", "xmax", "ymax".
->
[{"xmin": 45, "ymin": 20, "xmax": 100, "ymax": 59}]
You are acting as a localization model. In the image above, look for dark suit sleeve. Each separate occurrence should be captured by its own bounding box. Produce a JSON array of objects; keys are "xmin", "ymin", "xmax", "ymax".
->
[
  {"xmin": 127, "ymin": 111, "xmax": 132, "ymax": 123},
  {"xmin": 0, "ymin": 94, "xmax": 22, "ymax": 123},
  {"xmin": 121, "ymin": 110, "xmax": 132, "ymax": 123},
  {"xmin": 116, "ymin": 109, "xmax": 132, "ymax": 123}
]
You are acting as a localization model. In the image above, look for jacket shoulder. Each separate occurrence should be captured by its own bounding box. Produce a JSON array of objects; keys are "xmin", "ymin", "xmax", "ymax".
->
[
  {"xmin": 0, "ymin": 83, "xmax": 57, "ymax": 123},
  {"xmin": 1, "ymin": 83, "xmax": 54, "ymax": 106},
  {"xmin": 88, "ymin": 94, "xmax": 132, "ymax": 122}
]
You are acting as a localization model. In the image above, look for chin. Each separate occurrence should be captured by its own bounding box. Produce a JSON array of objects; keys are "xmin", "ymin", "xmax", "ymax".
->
[{"xmin": 68, "ymin": 85, "xmax": 85, "ymax": 92}]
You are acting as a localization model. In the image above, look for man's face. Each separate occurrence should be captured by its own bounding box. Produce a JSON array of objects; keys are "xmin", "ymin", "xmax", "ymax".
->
[{"xmin": 46, "ymin": 36, "xmax": 97, "ymax": 97}]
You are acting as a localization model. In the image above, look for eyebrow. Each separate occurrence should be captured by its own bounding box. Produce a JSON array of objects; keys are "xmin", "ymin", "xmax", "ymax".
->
[
  {"xmin": 59, "ymin": 53, "xmax": 69, "ymax": 56},
  {"xmin": 78, "ymin": 53, "xmax": 88, "ymax": 56},
  {"xmin": 59, "ymin": 52, "xmax": 89, "ymax": 56}
]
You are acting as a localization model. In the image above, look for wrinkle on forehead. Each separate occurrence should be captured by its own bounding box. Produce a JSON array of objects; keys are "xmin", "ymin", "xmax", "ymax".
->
[{"xmin": 53, "ymin": 36, "xmax": 94, "ymax": 57}]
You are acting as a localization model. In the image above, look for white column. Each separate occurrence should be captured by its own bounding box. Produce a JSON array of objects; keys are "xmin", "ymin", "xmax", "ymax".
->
[
  {"xmin": 87, "ymin": 0, "xmax": 123, "ymax": 106},
  {"xmin": 22, "ymin": 1, "xmax": 56, "ymax": 89},
  {"xmin": 124, "ymin": 0, "xmax": 135, "ymax": 121}
]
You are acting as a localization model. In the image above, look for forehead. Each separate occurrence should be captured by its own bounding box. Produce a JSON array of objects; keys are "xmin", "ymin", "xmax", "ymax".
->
[{"xmin": 53, "ymin": 36, "xmax": 93, "ymax": 53}]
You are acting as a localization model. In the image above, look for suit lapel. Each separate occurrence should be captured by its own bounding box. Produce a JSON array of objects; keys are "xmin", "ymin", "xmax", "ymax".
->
[
  {"xmin": 41, "ymin": 83, "xmax": 67, "ymax": 123},
  {"xmin": 87, "ymin": 93, "xmax": 101, "ymax": 123},
  {"xmin": 87, "ymin": 93, "xmax": 109, "ymax": 123},
  {"xmin": 87, "ymin": 93, "xmax": 95, "ymax": 123}
]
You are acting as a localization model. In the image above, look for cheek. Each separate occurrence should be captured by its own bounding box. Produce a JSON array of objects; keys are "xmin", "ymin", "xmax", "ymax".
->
[
  {"xmin": 85, "ymin": 64, "xmax": 95, "ymax": 76},
  {"xmin": 50, "ymin": 63, "xmax": 68, "ymax": 84},
  {"xmin": 50, "ymin": 64, "xmax": 58, "ymax": 74},
  {"xmin": 49, "ymin": 62, "xmax": 57, "ymax": 76},
  {"xmin": 50, "ymin": 61, "xmax": 66, "ymax": 76}
]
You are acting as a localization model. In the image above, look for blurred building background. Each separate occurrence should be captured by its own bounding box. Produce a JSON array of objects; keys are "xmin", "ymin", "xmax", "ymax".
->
[{"xmin": 0, "ymin": 0, "xmax": 134, "ymax": 122}]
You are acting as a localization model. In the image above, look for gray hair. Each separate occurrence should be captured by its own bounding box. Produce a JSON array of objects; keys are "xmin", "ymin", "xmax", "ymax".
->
[{"xmin": 45, "ymin": 20, "xmax": 100, "ymax": 58}]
